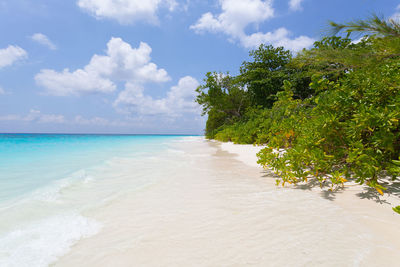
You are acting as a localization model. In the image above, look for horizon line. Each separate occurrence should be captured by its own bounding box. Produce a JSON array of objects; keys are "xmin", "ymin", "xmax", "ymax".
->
[{"xmin": 0, "ymin": 132, "xmax": 204, "ymax": 136}]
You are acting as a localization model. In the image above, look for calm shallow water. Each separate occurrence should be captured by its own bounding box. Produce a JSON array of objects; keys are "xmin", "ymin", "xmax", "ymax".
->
[{"xmin": 0, "ymin": 134, "xmax": 188, "ymax": 267}]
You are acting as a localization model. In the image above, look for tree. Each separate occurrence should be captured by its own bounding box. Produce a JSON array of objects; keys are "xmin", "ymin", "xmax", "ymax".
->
[
  {"xmin": 238, "ymin": 45, "xmax": 292, "ymax": 108},
  {"xmin": 195, "ymin": 72, "xmax": 249, "ymax": 138},
  {"xmin": 291, "ymin": 36, "xmax": 369, "ymax": 82}
]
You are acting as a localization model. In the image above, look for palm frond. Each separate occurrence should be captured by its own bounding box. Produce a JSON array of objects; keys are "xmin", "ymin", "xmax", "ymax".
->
[{"xmin": 329, "ymin": 14, "xmax": 400, "ymax": 37}]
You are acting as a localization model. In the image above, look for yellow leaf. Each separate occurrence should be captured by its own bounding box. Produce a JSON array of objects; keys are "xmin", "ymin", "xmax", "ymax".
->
[
  {"xmin": 316, "ymin": 138, "xmax": 326, "ymax": 145},
  {"xmin": 376, "ymin": 188, "xmax": 384, "ymax": 196}
]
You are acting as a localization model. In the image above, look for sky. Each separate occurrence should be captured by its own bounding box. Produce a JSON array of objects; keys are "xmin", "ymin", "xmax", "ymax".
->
[{"xmin": 0, "ymin": 0, "xmax": 398, "ymax": 134}]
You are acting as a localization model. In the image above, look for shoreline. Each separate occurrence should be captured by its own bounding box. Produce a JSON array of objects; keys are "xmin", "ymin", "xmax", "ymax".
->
[{"xmin": 53, "ymin": 137, "xmax": 400, "ymax": 266}]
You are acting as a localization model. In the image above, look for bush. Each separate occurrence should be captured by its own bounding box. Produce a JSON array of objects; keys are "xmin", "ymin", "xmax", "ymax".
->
[{"xmin": 257, "ymin": 61, "xmax": 400, "ymax": 192}]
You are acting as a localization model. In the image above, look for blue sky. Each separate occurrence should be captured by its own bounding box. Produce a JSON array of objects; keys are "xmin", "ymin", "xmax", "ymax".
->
[{"xmin": 0, "ymin": 0, "xmax": 398, "ymax": 134}]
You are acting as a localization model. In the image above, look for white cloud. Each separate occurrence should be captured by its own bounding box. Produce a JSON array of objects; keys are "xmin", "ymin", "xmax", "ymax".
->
[
  {"xmin": 77, "ymin": 0, "xmax": 177, "ymax": 24},
  {"xmin": 34, "ymin": 37, "xmax": 197, "ymax": 119},
  {"xmin": 243, "ymin": 28, "xmax": 314, "ymax": 51},
  {"xmin": 35, "ymin": 68, "xmax": 116, "ymax": 96},
  {"xmin": 390, "ymin": 4, "xmax": 400, "ymax": 22},
  {"xmin": 0, "ymin": 45, "xmax": 28, "ymax": 69},
  {"xmin": 191, "ymin": 0, "xmax": 274, "ymax": 38},
  {"xmin": 0, "ymin": 114, "xmax": 21, "ymax": 121},
  {"xmin": 351, "ymin": 37, "xmax": 364, "ymax": 44},
  {"xmin": 38, "ymin": 114, "xmax": 66, "ymax": 123},
  {"xmin": 114, "ymin": 76, "xmax": 200, "ymax": 116},
  {"xmin": 74, "ymin": 115, "xmax": 109, "ymax": 126},
  {"xmin": 289, "ymin": 0, "xmax": 304, "ymax": 11},
  {"xmin": 35, "ymin": 37, "xmax": 170, "ymax": 96},
  {"xmin": 0, "ymin": 109, "xmax": 65, "ymax": 124},
  {"xmin": 31, "ymin": 33, "xmax": 57, "ymax": 50},
  {"xmin": 74, "ymin": 115, "xmax": 129, "ymax": 127},
  {"xmin": 0, "ymin": 110, "xmax": 131, "ymax": 127},
  {"xmin": 190, "ymin": 0, "xmax": 314, "ymax": 51},
  {"xmin": 0, "ymin": 86, "xmax": 5, "ymax": 95}
]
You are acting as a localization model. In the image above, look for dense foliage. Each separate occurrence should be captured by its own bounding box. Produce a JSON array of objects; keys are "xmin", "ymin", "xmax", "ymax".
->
[{"xmin": 196, "ymin": 15, "xmax": 400, "ymax": 198}]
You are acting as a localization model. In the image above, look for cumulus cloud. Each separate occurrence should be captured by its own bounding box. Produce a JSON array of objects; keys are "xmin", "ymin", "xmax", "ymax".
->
[
  {"xmin": 190, "ymin": 0, "xmax": 314, "ymax": 51},
  {"xmin": 34, "ymin": 37, "xmax": 196, "ymax": 118},
  {"xmin": 289, "ymin": 0, "xmax": 304, "ymax": 11},
  {"xmin": 114, "ymin": 76, "xmax": 200, "ymax": 116},
  {"xmin": 77, "ymin": 0, "xmax": 177, "ymax": 24},
  {"xmin": 0, "ymin": 109, "xmax": 65, "ymax": 124},
  {"xmin": 191, "ymin": 0, "xmax": 274, "ymax": 37},
  {"xmin": 35, "ymin": 37, "xmax": 170, "ymax": 96},
  {"xmin": 35, "ymin": 68, "xmax": 116, "ymax": 96},
  {"xmin": 31, "ymin": 33, "xmax": 57, "ymax": 50},
  {"xmin": 0, "ymin": 45, "xmax": 28, "ymax": 69}
]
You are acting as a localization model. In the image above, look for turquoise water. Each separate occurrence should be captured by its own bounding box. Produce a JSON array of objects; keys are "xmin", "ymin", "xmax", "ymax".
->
[
  {"xmin": 0, "ymin": 134, "xmax": 189, "ymax": 267},
  {"xmin": 0, "ymin": 134, "xmax": 183, "ymax": 201}
]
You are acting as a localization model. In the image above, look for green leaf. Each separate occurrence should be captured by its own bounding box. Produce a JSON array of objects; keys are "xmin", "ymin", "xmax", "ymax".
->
[{"xmin": 393, "ymin": 206, "xmax": 400, "ymax": 215}]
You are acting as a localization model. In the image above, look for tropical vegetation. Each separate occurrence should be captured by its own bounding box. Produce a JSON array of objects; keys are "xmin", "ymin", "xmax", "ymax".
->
[{"xmin": 196, "ymin": 15, "xmax": 400, "ymax": 204}]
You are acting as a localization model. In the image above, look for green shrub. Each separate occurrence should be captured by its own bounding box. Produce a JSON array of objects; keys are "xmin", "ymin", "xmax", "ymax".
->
[{"xmin": 257, "ymin": 61, "xmax": 400, "ymax": 192}]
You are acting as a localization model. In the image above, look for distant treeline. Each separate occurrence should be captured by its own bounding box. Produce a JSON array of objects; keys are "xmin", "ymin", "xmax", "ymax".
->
[{"xmin": 196, "ymin": 15, "xmax": 400, "ymax": 195}]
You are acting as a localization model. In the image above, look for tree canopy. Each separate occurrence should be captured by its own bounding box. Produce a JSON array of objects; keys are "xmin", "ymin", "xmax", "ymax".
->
[{"xmin": 195, "ymin": 15, "xmax": 400, "ymax": 200}]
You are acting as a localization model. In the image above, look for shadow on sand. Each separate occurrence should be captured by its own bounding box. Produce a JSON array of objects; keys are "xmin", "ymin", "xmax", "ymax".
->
[{"xmin": 260, "ymin": 169, "xmax": 400, "ymax": 205}]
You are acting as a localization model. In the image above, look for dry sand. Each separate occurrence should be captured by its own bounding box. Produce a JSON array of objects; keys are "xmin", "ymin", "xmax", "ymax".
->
[{"xmin": 220, "ymin": 141, "xmax": 400, "ymax": 266}]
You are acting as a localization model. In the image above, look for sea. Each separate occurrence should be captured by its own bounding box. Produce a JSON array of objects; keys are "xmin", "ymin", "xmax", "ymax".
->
[{"xmin": 0, "ymin": 134, "xmax": 187, "ymax": 267}]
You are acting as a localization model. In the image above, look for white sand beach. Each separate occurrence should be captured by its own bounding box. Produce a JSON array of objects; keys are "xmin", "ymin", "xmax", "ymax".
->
[{"xmin": 53, "ymin": 137, "xmax": 400, "ymax": 267}]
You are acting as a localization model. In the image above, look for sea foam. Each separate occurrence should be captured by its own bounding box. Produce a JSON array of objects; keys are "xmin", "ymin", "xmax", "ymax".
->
[{"xmin": 0, "ymin": 214, "xmax": 101, "ymax": 267}]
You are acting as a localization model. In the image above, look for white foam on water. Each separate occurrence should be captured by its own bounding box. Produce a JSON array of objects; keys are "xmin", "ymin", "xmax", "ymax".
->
[
  {"xmin": 166, "ymin": 148, "xmax": 185, "ymax": 154},
  {"xmin": 83, "ymin": 175, "xmax": 95, "ymax": 184},
  {"xmin": 26, "ymin": 169, "xmax": 94, "ymax": 203},
  {"xmin": 0, "ymin": 214, "xmax": 101, "ymax": 267},
  {"xmin": 172, "ymin": 136, "xmax": 204, "ymax": 143},
  {"xmin": 31, "ymin": 178, "xmax": 75, "ymax": 202},
  {"xmin": 0, "ymin": 170, "xmax": 91, "ymax": 213}
]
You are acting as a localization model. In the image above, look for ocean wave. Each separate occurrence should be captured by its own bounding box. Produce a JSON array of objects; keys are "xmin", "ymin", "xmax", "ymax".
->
[
  {"xmin": 0, "ymin": 213, "xmax": 101, "ymax": 267},
  {"xmin": 0, "ymin": 169, "xmax": 92, "ymax": 213},
  {"xmin": 31, "ymin": 170, "xmax": 89, "ymax": 202}
]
